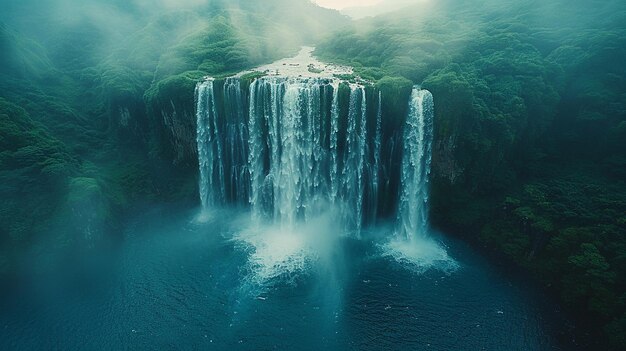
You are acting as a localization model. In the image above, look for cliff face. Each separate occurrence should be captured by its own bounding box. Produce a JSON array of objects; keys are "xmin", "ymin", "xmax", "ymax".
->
[
  {"xmin": 159, "ymin": 100, "xmax": 197, "ymax": 164},
  {"xmin": 143, "ymin": 74, "xmax": 201, "ymax": 168},
  {"xmin": 109, "ymin": 98, "xmax": 150, "ymax": 145},
  {"xmin": 432, "ymin": 134, "xmax": 462, "ymax": 185},
  {"xmin": 145, "ymin": 71, "xmax": 475, "ymax": 227},
  {"xmin": 145, "ymin": 75, "xmax": 467, "ymax": 188}
]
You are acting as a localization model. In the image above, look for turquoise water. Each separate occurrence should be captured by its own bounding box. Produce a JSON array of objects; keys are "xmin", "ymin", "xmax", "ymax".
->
[{"xmin": 0, "ymin": 205, "xmax": 577, "ymax": 350}]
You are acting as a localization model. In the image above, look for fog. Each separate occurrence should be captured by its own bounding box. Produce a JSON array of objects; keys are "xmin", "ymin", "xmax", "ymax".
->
[
  {"xmin": 315, "ymin": 0, "xmax": 383, "ymax": 10},
  {"xmin": 0, "ymin": 0, "xmax": 609, "ymax": 262},
  {"xmin": 0, "ymin": 0, "xmax": 347, "ymax": 88},
  {"xmin": 1, "ymin": 1, "xmax": 624, "ymax": 349},
  {"xmin": 315, "ymin": 0, "xmax": 431, "ymax": 18}
]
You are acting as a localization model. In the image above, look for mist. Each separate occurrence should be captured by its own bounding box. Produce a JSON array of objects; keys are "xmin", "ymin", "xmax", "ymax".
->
[
  {"xmin": 330, "ymin": 0, "xmax": 432, "ymax": 18},
  {"xmin": 1, "ymin": 0, "xmax": 625, "ymax": 350}
]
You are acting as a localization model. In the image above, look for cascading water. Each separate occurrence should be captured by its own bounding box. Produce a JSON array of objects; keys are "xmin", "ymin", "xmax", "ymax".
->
[
  {"xmin": 196, "ymin": 75, "xmax": 374, "ymax": 231},
  {"xmin": 329, "ymin": 82, "xmax": 340, "ymax": 204},
  {"xmin": 383, "ymin": 87, "xmax": 454, "ymax": 272},
  {"xmin": 397, "ymin": 87, "xmax": 434, "ymax": 240},
  {"xmin": 339, "ymin": 85, "xmax": 367, "ymax": 232},
  {"xmin": 247, "ymin": 77, "xmax": 369, "ymax": 230},
  {"xmin": 196, "ymin": 70, "xmax": 453, "ymax": 278},
  {"xmin": 195, "ymin": 78, "xmax": 224, "ymax": 211},
  {"xmin": 223, "ymin": 78, "xmax": 250, "ymax": 204},
  {"xmin": 196, "ymin": 77, "xmax": 435, "ymax": 242},
  {"xmin": 370, "ymin": 91, "xmax": 383, "ymax": 222}
]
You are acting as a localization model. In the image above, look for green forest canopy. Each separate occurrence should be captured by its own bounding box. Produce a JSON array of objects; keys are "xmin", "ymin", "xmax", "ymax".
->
[
  {"xmin": 317, "ymin": 0, "xmax": 626, "ymax": 346},
  {"xmin": 0, "ymin": 0, "xmax": 624, "ymax": 348}
]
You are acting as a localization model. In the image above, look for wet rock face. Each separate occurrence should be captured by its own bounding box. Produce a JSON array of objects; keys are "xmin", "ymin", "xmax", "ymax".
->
[
  {"xmin": 155, "ymin": 83, "xmax": 465, "ymax": 183},
  {"xmin": 152, "ymin": 47, "xmax": 359, "ymax": 167},
  {"xmin": 110, "ymin": 99, "xmax": 151, "ymax": 144},
  {"xmin": 432, "ymin": 134, "xmax": 463, "ymax": 184},
  {"xmin": 160, "ymin": 100, "xmax": 197, "ymax": 164}
]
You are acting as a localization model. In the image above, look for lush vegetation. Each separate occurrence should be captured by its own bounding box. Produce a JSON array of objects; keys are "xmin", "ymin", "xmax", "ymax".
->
[
  {"xmin": 0, "ymin": 0, "xmax": 344, "ymax": 273},
  {"xmin": 317, "ymin": 0, "xmax": 626, "ymax": 347},
  {"xmin": 1, "ymin": 0, "xmax": 624, "ymax": 347}
]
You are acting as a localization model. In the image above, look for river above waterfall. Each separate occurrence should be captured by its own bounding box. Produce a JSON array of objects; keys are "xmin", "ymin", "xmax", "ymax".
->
[
  {"xmin": 237, "ymin": 46, "xmax": 354, "ymax": 79},
  {"xmin": 0, "ymin": 204, "xmax": 579, "ymax": 350}
]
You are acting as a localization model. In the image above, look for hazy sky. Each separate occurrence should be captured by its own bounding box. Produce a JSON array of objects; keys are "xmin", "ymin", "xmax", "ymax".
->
[{"xmin": 314, "ymin": 0, "xmax": 383, "ymax": 10}]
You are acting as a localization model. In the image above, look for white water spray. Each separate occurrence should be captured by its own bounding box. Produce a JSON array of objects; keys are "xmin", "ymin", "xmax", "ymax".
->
[
  {"xmin": 385, "ymin": 87, "xmax": 456, "ymax": 272},
  {"xmin": 196, "ymin": 76, "xmax": 455, "ymax": 277},
  {"xmin": 397, "ymin": 88, "xmax": 434, "ymax": 241},
  {"xmin": 195, "ymin": 79, "xmax": 224, "ymax": 212}
]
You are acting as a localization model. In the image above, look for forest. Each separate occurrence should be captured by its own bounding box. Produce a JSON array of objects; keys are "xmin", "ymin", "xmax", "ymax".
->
[
  {"xmin": 1, "ymin": 0, "xmax": 625, "ymax": 349},
  {"xmin": 317, "ymin": 0, "xmax": 626, "ymax": 345}
]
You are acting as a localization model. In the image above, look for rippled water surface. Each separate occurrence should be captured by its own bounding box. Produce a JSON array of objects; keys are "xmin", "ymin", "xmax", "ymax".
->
[{"xmin": 0, "ymin": 205, "xmax": 576, "ymax": 350}]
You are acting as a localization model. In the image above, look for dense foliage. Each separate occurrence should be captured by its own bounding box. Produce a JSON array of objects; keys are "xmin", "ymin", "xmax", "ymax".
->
[
  {"xmin": 0, "ymin": 0, "xmax": 344, "ymax": 273},
  {"xmin": 317, "ymin": 0, "xmax": 626, "ymax": 347},
  {"xmin": 1, "ymin": 0, "xmax": 624, "ymax": 348}
]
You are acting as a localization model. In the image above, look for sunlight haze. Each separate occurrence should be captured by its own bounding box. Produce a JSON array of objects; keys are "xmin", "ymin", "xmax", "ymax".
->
[
  {"xmin": 1, "ymin": 1, "xmax": 624, "ymax": 350},
  {"xmin": 314, "ymin": 0, "xmax": 383, "ymax": 10}
]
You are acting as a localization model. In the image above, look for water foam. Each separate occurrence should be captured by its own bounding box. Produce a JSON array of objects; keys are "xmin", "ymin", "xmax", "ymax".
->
[
  {"xmin": 382, "ymin": 87, "xmax": 458, "ymax": 274},
  {"xmin": 235, "ymin": 224, "xmax": 313, "ymax": 286},
  {"xmin": 233, "ymin": 211, "xmax": 343, "ymax": 288},
  {"xmin": 382, "ymin": 236, "xmax": 458, "ymax": 274},
  {"xmin": 196, "ymin": 74, "xmax": 459, "ymax": 282},
  {"xmin": 194, "ymin": 209, "xmax": 214, "ymax": 224}
]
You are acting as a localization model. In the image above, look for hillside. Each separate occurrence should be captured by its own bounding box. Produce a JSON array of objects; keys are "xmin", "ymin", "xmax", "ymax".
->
[
  {"xmin": 317, "ymin": 0, "xmax": 626, "ymax": 347},
  {"xmin": 0, "ymin": 0, "xmax": 346, "ymax": 275}
]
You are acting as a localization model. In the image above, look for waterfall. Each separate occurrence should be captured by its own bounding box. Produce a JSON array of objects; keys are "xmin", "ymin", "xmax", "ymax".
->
[
  {"xmin": 329, "ymin": 82, "xmax": 340, "ymax": 204},
  {"xmin": 195, "ymin": 79, "xmax": 224, "ymax": 210},
  {"xmin": 247, "ymin": 77, "xmax": 370, "ymax": 229},
  {"xmin": 196, "ymin": 78, "xmax": 435, "ymax": 238},
  {"xmin": 339, "ymin": 85, "xmax": 367, "ymax": 231},
  {"xmin": 370, "ymin": 91, "xmax": 383, "ymax": 222},
  {"xmin": 223, "ymin": 78, "xmax": 249, "ymax": 204},
  {"xmin": 397, "ymin": 87, "xmax": 434, "ymax": 240}
]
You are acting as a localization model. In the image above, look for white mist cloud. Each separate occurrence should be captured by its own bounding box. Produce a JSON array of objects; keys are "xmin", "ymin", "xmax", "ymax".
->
[
  {"xmin": 132, "ymin": 0, "xmax": 209, "ymax": 10},
  {"xmin": 324, "ymin": 0, "xmax": 432, "ymax": 19},
  {"xmin": 314, "ymin": 0, "xmax": 384, "ymax": 10}
]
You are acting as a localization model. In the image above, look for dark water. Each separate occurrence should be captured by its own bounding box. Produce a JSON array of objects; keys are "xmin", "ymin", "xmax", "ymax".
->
[{"xmin": 0, "ymin": 205, "xmax": 577, "ymax": 350}]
